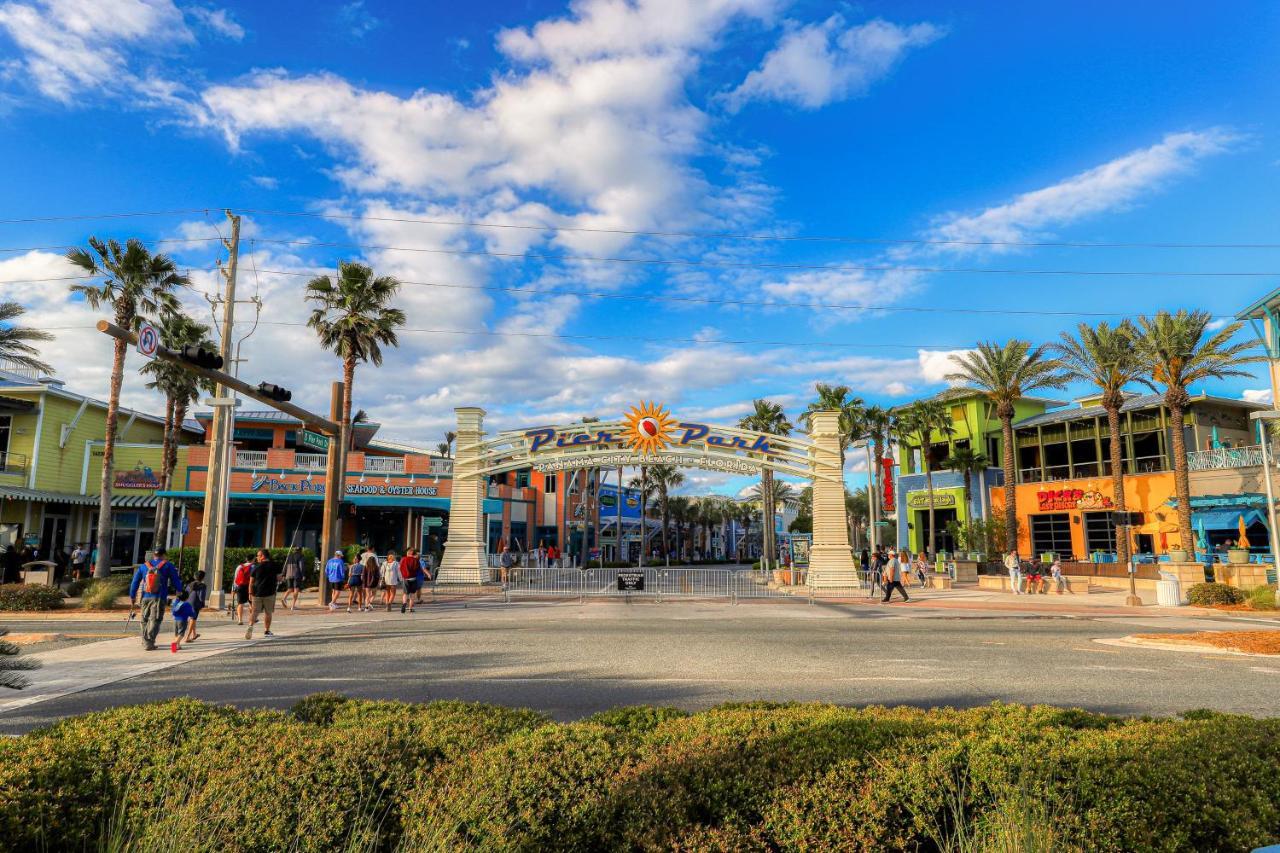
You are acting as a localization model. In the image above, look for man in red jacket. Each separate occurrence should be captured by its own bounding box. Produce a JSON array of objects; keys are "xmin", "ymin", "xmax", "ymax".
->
[{"xmin": 398, "ymin": 548, "xmax": 419, "ymax": 614}]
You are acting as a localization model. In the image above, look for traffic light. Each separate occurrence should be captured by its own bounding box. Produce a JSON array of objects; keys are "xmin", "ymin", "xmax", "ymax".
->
[
  {"xmin": 179, "ymin": 345, "xmax": 223, "ymax": 370},
  {"xmin": 258, "ymin": 382, "xmax": 292, "ymax": 403}
]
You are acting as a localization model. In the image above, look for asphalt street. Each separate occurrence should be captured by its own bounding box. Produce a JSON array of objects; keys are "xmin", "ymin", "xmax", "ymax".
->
[{"xmin": 3, "ymin": 599, "xmax": 1278, "ymax": 734}]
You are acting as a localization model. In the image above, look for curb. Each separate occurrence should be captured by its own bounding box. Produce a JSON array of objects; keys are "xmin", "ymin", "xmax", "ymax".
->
[{"xmin": 1095, "ymin": 636, "xmax": 1280, "ymax": 658}]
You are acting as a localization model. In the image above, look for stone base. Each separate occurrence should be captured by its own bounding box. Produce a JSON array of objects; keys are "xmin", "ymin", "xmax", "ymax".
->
[
  {"xmin": 436, "ymin": 541, "xmax": 487, "ymax": 585},
  {"xmin": 806, "ymin": 544, "xmax": 860, "ymax": 587},
  {"xmin": 928, "ymin": 575, "xmax": 953, "ymax": 590},
  {"xmin": 952, "ymin": 561, "xmax": 980, "ymax": 583}
]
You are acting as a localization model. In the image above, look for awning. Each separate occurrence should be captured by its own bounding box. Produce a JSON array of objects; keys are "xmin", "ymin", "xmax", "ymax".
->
[
  {"xmin": 0, "ymin": 395, "xmax": 36, "ymax": 415},
  {"xmin": 1193, "ymin": 508, "xmax": 1267, "ymax": 531},
  {"xmin": 1174, "ymin": 493, "xmax": 1270, "ymax": 509},
  {"xmin": 0, "ymin": 486, "xmax": 156, "ymax": 507}
]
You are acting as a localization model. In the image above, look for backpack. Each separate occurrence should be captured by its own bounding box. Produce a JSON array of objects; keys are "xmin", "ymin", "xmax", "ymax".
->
[
  {"xmin": 234, "ymin": 562, "xmax": 252, "ymax": 587},
  {"xmin": 142, "ymin": 560, "xmax": 163, "ymax": 594}
]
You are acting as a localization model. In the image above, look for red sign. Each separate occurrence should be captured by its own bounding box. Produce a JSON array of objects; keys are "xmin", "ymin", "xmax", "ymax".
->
[
  {"xmin": 881, "ymin": 456, "xmax": 896, "ymax": 512},
  {"xmin": 1036, "ymin": 488, "xmax": 1113, "ymax": 512}
]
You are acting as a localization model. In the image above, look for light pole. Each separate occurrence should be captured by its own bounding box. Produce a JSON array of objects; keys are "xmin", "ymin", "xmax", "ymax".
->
[{"xmin": 1249, "ymin": 411, "xmax": 1280, "ymax": 577}]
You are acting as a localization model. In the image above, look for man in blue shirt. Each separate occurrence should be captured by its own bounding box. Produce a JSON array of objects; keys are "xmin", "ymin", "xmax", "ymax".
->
[
  {"xmin": 129, "ymin": 547, "xmax": 183, "ymax": 651},
  {"xmin": 324, "ymin": 550, "xmax": 347, "ymax": 610}
]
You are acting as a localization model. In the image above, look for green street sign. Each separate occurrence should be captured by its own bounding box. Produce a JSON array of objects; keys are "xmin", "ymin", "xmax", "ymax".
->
[
  {"xmin": 421, "ymin": 517, "xmax": 444, "ymax": 528},
  {"xmin": 299, "ymin": 430, "xmax": 330, "ymax": 451}
]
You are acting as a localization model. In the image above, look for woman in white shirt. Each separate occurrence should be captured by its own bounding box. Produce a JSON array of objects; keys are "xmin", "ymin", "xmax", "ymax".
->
[{"xmin": 381, "ymin": 552, "xmax": 402, "ymax": 611}]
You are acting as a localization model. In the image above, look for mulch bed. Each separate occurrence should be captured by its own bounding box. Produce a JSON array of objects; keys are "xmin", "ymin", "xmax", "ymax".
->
[{"xmin": 1134, "ymin": 631, "xmax": 1280, "ymax": 655}]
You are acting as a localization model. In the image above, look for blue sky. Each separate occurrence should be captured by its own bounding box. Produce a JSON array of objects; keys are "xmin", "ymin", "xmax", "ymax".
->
[{"xmin": 1, "ymin": 0, "xmax": 1278, "ymax": 496}]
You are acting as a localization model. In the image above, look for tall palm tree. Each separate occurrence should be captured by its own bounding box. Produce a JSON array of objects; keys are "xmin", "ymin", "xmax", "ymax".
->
[
  {"xmin": 860, "ymin": 404, "xmax": 893, "ymax": 541},
  {"xmin": 444, "ymin": 430, "xmax": 457, "ymax": 458},
  {"xmin": 739, "ymin": 399, "xmax": 792, "ymax": 571},
  {"xmin": 141, "ymin": 312, "xmax": 214, "ymax": 546},
  {"xmin": 435, "ymin": 442, "xmax": 450, "ymax": 457},
  {"xmin": 1133, "ymin": 310, "xmax": 1263, "ymax": 553},
  {"xmin": 0, "ymin": 302, "xmax": 53, "ymax": 376},
  {"xmin": 667, "ymin": 495, "xmax": 693, "ymax": 561},
  {"xmin": 894, "ymin": 399, "xmax": 956, "ymax": 556},
  {"xmin": 67, "ymin": 237, "xmax": 186, "ymax": 577},
  {"xmin": 944, "ymin": 446, "xmax": 989, "ymax": 521},
  {"xmin": 1052, "ymin": 321, "xmax": 1143, "ymax": 563},
  {"xmin": 646, "ymin": 464, "xmax": 684, "ymax": 558},
  {"xmin": 801, "ymin": 383, "xmax": 865, "ymax": 467},
  {"xmin": 946, "ymin": 340, "xmax": 1067, "ymax": 554},
  {"xmin": 306, "ymin": 262, "xmax": 407, "ymax": 465}
]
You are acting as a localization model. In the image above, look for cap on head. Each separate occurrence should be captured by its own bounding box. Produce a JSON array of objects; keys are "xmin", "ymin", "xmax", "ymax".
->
[
  {"xmin": 334, "ymin": 550, "xmax": 343, "ymax": 556},
  {"xmin": 154, "ymin": 547, "xmax": 166, "ymax": 556}
]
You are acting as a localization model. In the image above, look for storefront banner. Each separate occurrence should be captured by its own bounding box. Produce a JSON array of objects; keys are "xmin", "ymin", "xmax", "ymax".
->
[
  {"xmin": 250, "ymin": 476, "xmax": 439, "ymax": 497},
  {"xmin": 906, "ymin": 491, "xmax": 957, "ymax": 509},
  {"xmin": 1036, "ymin": 488, "xmax": 1112, "ymax": 512},
  {"xmin": 598, "ymin": 484, "xmax": 642, "ymax": 520},
  {"xmin": 114, "ymin": 465, "xmax": 161, "ymax": 490}
]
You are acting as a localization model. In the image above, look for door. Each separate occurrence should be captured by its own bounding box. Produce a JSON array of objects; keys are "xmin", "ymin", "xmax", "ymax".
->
[{"xmin": 41, "ymin": 515, "xmax": 68, "ymax": 559}]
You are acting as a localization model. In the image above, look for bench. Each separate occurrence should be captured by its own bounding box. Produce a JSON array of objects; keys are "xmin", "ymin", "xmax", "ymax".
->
[
  {"xmin": 977, "ymin": 574, "xmax": 1090, "ymax": 595},
  {"xmin": 977, "ymin": 575, "xmax": 1011, "ymax": 592},
  {"xmin": 928, "ymin": 575, "xmax": 953, "ymax": 590}
]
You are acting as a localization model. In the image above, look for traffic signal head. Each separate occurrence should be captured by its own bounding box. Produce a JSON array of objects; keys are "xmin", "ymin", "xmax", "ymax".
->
[
  {"xmin": 258, "ymin": 382, "xmax": 292, "ymax": 403},
  {"xmin": 179, "ymin": 345, "xmax": 223, "ymax": 370}
]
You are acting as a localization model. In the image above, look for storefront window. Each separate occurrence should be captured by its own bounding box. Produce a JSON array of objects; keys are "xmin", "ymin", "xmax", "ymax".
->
[
  {"xmin": 1030, "ymin": 513, "xmax": 1072, "ymax": 558},
  {"xmin": 1083, "ymin": 511, "xmax": 1117, "ymax": 553},
  {"xmin": 515, "ymin": 469, "xmax": 531, "ymax": 489},
  {"xmin": 544, "ymin": 474, "xmax": 557, "ymax": 493}
]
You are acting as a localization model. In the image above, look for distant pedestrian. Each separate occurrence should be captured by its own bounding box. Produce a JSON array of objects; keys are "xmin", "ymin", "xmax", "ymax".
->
[
  {"xmin": 880, "ymin": 549, "xmax": 910, "ymax": 603},
  {"xmin": 360, "ymin": 551, "xmax": 379, "ymax": 610},
  {"xmin": 415, "ymin": 551, "xmax": 428, "ymax": 603},
  {"xmin": 70, "ymin": 543, "xmax": 87, "ymax": 581},
  {"xmin": 325, "ymin": 550, "xmax": 347, "ymax": 610},
  {"xmin": 232, "ymin": 557, "xmax": 254, "ymax": 623},
  {"xmin": 246, "ymin": 549, "xmax": 280, "ymax": 640},
  {"xmin": 399, "ymin": 548, "xmax": 419, "ymax": 614},
  {"xmin": 1004, "ymin": 549, "xmax": 1023, "ymax": 595},
  {"xmin": 344, "ymin": 549, "xmax": 365, "ymax": 613},
  {"xmin": 170, "ymin": 590, "xmax": 195, "ymax": 654},
  {"xmin": 282, "ymin": 546, "xmax": 305, "ymax": 611},
  {"xmin": 128, "ymin": 548, "xmax": 183, "ymax": 651},
  {"xmin": 381, "ymin": 550, "xmax": 401, "ymax": 611},
  {"xmin": 187, "ymin": 570, "xmax": 208, "ymax": 642},
  {"xmin": 1050, "ymin": 557, "xmax": 1065, "ymax": 593},
  {"xmin": 914, "ymin": 553, "xmax": 929, "ymax": 588},
  {"xmin": 500, "ymin": 547, "xmax": 514, "ymax": 584}
]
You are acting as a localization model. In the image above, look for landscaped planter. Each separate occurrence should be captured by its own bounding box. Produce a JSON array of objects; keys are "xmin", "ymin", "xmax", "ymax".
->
[
  {"xmin": 1168, "ymin": 549, "xmax": 1189, "ymax": 562},
  {"xmin": 1227, "ymin": 548, "xmax": 1250, "ymax": 565}
]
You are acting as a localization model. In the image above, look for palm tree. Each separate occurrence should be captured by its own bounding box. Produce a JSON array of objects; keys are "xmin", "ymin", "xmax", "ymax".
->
[
  {"xmin": 945, "ymin": 446, "xmax": 989, "ymax": 521},
  {"xmin": 739, "ymin": 399, "xmax": 792, "ymax": 571},
  {"xmin": 801, "ymin": 383, "xmax": 865, "ymax": 467},
  {"xmin": 1133, "ymin": 311, "xmax": 1263, "ymax": 554},
  {"xmin": 629, "ymin": 464, "xmax": 684, "ymax": 559},
  {"xmin": 947, "ymin": 341, "xmax": 1067, "ymax": 554},
  {"xmin": 1052, "ymin": 321, "xmax": 1143, "ymax": 563},
  {"xmin": 667, "ymin": 495, "xmax": 693, "ymax": 561},
  {"xmin": 0, "ymin": 302, "xmax": 53, "ymax": 376},
  {"xmin": 0, "ymin": 629, "xmax": 39, "ymax": 690},
  {"xmin": 894, "ymin": 399, "xmax": 956, "ymax": 556},
  {"xmin": 66, "ymin": 237, "xmax": 186, "ymax": 577},
  {"xmin": 860, "ymin": 405, "xmax": 893, "ymax": 543},
  {"xmin": 435, "ymin": 442, "xmax": 450, "ymax": 457},
  {"xmin": 141, "ymin": 312, "xmax": 214, "ymax": 546},
  {"xmin": 444, "ymin": 431, "xmax": 457, "ymax": 457},
  {"xmin": 306, "ymin": 262, "xmax": 407, "ymax": 465}
]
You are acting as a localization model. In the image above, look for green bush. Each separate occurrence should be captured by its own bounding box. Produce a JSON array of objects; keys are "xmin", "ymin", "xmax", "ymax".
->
[
  {"xmin": 79, "ymin": 577, "xmax": 128, "ymax": 610},
  {"xmin": 170, "ymin": 546, "xmax": 316, "ymax": 587},
  {"xmin": 0, "ymin": 584, "xmax": 64, "ymax": 611},
  {"xmin": 1187, "ymin": 582, "xmax": 1245, "ymax": 606},
  {"xmin": 1247, "ymin": 584, "xmax": 1278, "ymax": 610}
]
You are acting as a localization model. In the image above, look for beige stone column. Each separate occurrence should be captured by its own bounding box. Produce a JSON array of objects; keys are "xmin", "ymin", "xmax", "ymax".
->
[
  {"xmin": 437, "ymin": 407, "xmax": 488, "ymax": 584},
  {"xmin": 806, "ymin": 410, "xmax": 860, "ymax": 587}
]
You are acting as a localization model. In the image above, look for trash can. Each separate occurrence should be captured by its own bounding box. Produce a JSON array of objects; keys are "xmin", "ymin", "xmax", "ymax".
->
[{"xmin": 1156, "ymin": 569, "xmax": 1183, "ymax": 607}]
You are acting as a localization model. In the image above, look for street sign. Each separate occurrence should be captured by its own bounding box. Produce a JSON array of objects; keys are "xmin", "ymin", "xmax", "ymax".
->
[
  {"xmin": 616, "ymin": 571, "xmax": 645, "ymax": 591},
  {"xmin": 422, "ymin": 517, "xmax": 443, "ymax": 528},
  {"xmin": 180, "ymin": 516, "xmax": 189, "ymax": 535},
  {"xmin": 299, "ymin": 429, "xmax": 330, "ymax": 451},
  {"xmin": 135, "ymin": 321, "xmax": 159, "ymax": 360}
]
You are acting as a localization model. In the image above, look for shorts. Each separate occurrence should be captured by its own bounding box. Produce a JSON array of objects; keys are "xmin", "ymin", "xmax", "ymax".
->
[
  {"xmin": 234, "ymin": 586, "xmax": 250, "ymax": 605},
  {"xmin": 286, "ymin": 577, "xmax": 302, "ymax": 590},
  {"xmin": 403, "ymin": 579, "xmax": 420, "ymax": 594},
  {"xmin": 190, "ymin": 605, "xmax": 202, "ymax": 620},
  {"xmin": 365, "ymin": 574, "xmax": 380, "ymax": 588},
  {"xmin": 254, "ymin": 594, "xmax": 277, "ymax": 614},
  {"xmin": 174, "ymin": 618, "xmax": 189, "ymax": 637},
  {"xmin": 348, "ymin": 573, "xmax": 363, "ymax": 587}
]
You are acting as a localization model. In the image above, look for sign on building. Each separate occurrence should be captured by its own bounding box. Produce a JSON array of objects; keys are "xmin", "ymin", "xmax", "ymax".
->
[{"xmin": 299, "ymin": 429, "xmax": 329, "ymax": 451}]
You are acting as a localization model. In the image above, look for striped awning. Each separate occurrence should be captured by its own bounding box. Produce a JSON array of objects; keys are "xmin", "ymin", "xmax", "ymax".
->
[{"xmin": 0, "ymin": 485, "xmax": 156, "ymax": 508}]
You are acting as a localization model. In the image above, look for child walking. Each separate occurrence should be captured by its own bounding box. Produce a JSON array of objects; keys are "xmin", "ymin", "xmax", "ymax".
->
[{"xmin": 171, "ymin": 590, "xmax": 196, "ymax": 653}]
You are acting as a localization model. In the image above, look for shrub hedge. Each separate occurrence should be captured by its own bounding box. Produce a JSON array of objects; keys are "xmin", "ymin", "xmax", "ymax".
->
[
  {"xmin": 1, "ymin": 698, "xmax": 1278, "ymax": 852},
  {"xmin": 169, "ymin": 546, "xmax": 317, "ymax": 587},
  {"xmin": 0, "ymin": 583, "xmax": 64, "ymax": 611},
  {"xmin": 1187, "ymin": 582, "xmax": 1245, "ymax": 606},
  {"xmin": 1247, "ymin": 584, "xmax": 1278, "ymax": 610}
]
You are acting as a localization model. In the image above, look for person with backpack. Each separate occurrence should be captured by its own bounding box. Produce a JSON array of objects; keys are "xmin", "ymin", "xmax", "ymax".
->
[
  {"xmin": 187, "ymin": 570, "xmax": 208, "ymax": 642},
  {"xmin": 398, "ymin": 548, "xmax": 419, "ymax": 614},
  {"xmin": 246, "ymin": 549, "xmax": 281, "ymax": 639},
  {"xmin": 128, "ymin": 548, "xmax": 183, "ymax": 651},
  {"xmin": 344, "ymin": 548, "xmax": 365, "ymax": 613},
  {"xmin": 324, "ymin": 550, "xmax": 347, "ymax": 610},
  {"xmin": 282, "ymin": 547, "xmax": 305, "ymax": 611},
  {"xmin": 170, "ymin": 590, "xmax": 195, "ymax": 654},
  {"xmin": 232, "ymin": 557, "xmax": 254, "ymax": 624}
]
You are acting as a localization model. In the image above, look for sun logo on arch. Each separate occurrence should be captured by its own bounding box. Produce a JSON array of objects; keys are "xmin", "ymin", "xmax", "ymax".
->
[{"xmin": 624, "ymin": 401, "xmax": 676, "ymax": 453}]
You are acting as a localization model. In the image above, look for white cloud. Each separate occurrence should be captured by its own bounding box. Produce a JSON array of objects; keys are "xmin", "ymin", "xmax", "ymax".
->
[
  {"xmin": 917, "ymin": 348, "xmax": 973, "ymax": 385},
  {"xmin": 724, "ymin": 16, "xmax": 942, "ymax": 110},
  {"xmin": 338, "ymin": 0, "xmax": 379, "ymax": 38},
  {"xmin": 932, "ymin": 129, "xmax": 1241, "ymax": 249},
  {"xmin": 1243, "ymin": 388, "xmax": 1272, "ymax": 404},
  {"xmin": 187, "ymin": 5, "xmax": 242, "ymax": 40},
  {"xmin": 248, "ymin": 175, "xmax": 278, "ymax": 189}
]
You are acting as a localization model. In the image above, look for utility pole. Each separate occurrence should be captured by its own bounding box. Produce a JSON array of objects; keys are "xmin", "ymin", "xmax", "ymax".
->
[
  {"xmin": 200, "ymin": 212, "xmax": 240, "ymax": 608},
  {"xmin": 865, "ymin": 441, "xmax": 879, "ymax": 551}
]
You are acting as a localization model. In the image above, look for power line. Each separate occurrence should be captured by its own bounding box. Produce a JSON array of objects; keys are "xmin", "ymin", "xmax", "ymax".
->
[
  {"xmin": 245, "ymin": 237, "xmax": 1280, "ymax": 277},
  {"xmin": 0, "ymin": 209, "xmax": 212, "ymax": 225},
  {"xmin": 0, "ymin": 237, "xmax": 222, "ymax": 254}
]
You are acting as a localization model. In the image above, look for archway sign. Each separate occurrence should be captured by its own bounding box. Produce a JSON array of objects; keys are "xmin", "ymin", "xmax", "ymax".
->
[{"xmin": 437, "ymin": 402, "xmax": 860, "ymax": 587}]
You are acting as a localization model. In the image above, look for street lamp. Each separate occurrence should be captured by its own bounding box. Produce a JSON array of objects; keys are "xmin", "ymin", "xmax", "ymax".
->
[{"xmin": 1248, "ymin": 411, "xmax": 1280, "ymax": 576}]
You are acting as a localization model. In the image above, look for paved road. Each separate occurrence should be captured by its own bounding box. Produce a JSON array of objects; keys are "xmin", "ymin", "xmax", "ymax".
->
[{"xmin": 3, "ymin": 599, "xmax": 1278, "ymax": 734}]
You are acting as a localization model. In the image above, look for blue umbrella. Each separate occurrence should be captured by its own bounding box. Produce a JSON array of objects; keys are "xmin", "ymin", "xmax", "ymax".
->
[
  {"xmin": 1211, "ymin": 426, "xmax": 1221, "ymax": 449},
  {"xmin": 1195, "ymin": 517, "xmax": 1209, "ymax": 556}
]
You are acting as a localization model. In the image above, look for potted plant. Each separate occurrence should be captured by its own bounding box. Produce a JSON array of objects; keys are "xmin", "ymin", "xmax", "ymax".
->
[
  {"xmin": 1227, "ymin": 546, "xmax": 1250, "ymax": 565},
  {"xmin": 1168, "ymin": 548, "xmax": 1190, "ymax": 562}
]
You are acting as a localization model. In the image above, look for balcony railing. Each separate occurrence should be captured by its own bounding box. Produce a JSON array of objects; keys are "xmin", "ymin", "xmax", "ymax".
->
[
  {"xmin": 1187, "ymin": 445, "xmax": 1266, "ymax": 472},
  {"xmin": 295, "ymin": 452, "xmax": 328, "ymax": 471},
  {"xmin": 429, "ymin": 457, "xmax": 453, "ymax": 475},
  {"xmin": 364, "ymin": 456, "xmax": 405, "ymax": 474},
  {"xmin": 1019, "ymin": 455, "xmax": 1169, "ymax": 484},
  {"xmin": 235, "ymin": 450, "xmax": 268, "ymax": 469},
  {"xmin": 0, "ymin": 451, "xmax": 27, "ymax": 475}
]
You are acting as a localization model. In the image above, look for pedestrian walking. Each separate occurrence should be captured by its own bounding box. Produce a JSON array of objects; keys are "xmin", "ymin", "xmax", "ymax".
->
[
  {"xmin": 362, "ymin": 551, "xmax": 379, "ymax": 610},
  {"xmin": 170, "ymin": 590, "xmax": 195, "ymax": 653},
  {"xmin": 381, "ymin": 550, "xmax": 401, "ymax": 611},
  {"xmin": 231, "ymin": 556, "xmax": 254, "ymax": 622},
  {"xmin": 1004, "ymin": 549, "xmax": 1023, "ymax": 595},
  {"xmin": 325, "ymin": 550, "xmax": 347, "ymax": 610},
  {"xmin": 344, "ymin": 549, "xmax": 365, "ymax": 613},
  {"xmin": 128, "ymin": 548, "xmax": 183, "ymax": 651},
  {"xmin": 880, "ymin": 549, "xmax": 910, "ymax": 603},
  {"xmin": 414, "ymin": 551, "xmax": 428, "ymax": 603},
  {"xmin": 187, "ymin": 570, "xmax": 208, "ymax": 642},
  {"xmin": 246, "ymin": 549, "xmax": 281, "ymax": 640},
  {"xmin": 399, "ymin": 548, "xmax": 419, "ymax": 613},
  {"xmin": 499, "ymin": 547, "xmax": 514, "ymax": 584},
  {"xmin": 70, "ymin": 543, "xmax": 87, "ymax": 581},
  {"xmin": 914, "ymin": 553, "xmax": 929, "ymax": 588},
  {"xmin": 282, "ymin": 546, "xmax": 305, "ymax": 611}
]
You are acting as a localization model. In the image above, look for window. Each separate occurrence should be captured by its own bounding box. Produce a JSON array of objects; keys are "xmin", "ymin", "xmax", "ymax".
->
[
  {"xmin": 0, "ymin": 415, "xmax": 10, "ymax": 456},
  {"xmin": 515, "ymin": 469, "xmax": 531, "ymax": 489},
  {"xmin": 1030, "ymin": 513, "xmax": 1072, "ymax": 558},
  {"xmin": 544, "ymin": 473, "xmax": 557, "ymax": 493},
  {"xmin": 1084, "ymin": 511, "xmax": 1117, "ymax": 553},
  {"xmin": 986, "ymin": 436, "xmax": 1000, "ymax": 466},
  {"xmin": 951, "ymin": 405, "xmax": 965, "ymax": 422}
]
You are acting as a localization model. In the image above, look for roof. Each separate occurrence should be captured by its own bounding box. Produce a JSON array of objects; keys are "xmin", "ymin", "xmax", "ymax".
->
[
  {"xmin": 1012, "ymin": 392, "xmax": 1267, "ymax": 430},
  {"xmin": 894, "ymin": 389, "xmax": 1069, "ymax": 413},
  {"xmin": 0, "ymin": 371, "xmax": 203, "ymax": 436},
  {"xmin": 1236, "ymin": 288, "xmax": 1280, "ymax": 320},
  {"xmin": 366, "ymin": 437, "xmax": 435, "ymax": 456}
]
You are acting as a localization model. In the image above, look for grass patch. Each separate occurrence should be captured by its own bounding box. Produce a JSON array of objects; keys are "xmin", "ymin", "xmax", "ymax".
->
[
  {"xmin": 1135, "ymin": 630, "xmax": 1280, "ymax": 655},
  {"xmin": 79, "ymin": 578, "xmax": 129, "ymax": 610}
]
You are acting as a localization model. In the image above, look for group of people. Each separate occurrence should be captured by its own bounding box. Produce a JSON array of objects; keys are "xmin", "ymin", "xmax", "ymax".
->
[
  {"xmin": 1003, "ymin": 549, "xmax": 1065, "ymax": 594},
  {"xmin": 127, "ymin": 547, "xmax": 211, "ymax": 652},
  {"xmin": 0, "ymin": 542, "xmax": 95, "ymax": 585},
  {"xmin": 859, "ymin": 546, "xmax": 932, "ymax": 603},
  {"xmin": 323, "ymin": 547, "xmax": 433, "ymax": 614}
]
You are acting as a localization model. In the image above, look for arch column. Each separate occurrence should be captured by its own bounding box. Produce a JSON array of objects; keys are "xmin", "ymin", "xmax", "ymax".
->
[
  {"xmin": 438, "ymin": 407, "xmax": 488, "ymax": 584},
  {"xmin": 807, "ymin": 410, "xmax": 860, "ymax": 587}
]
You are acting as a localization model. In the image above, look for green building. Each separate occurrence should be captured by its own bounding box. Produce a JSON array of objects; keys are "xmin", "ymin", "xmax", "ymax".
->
[{"xmin": 0, "ymin": 363, "xmax": 200, "ymax": 566}]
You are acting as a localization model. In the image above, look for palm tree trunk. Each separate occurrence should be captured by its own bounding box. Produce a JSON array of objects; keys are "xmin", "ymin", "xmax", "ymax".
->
[
  {"xmin": 1000, "ymin": 408, "xmax": 1018, "ymax": 554},
  {"xmin": 94, "ymin": 338, "xmax": 127, "ymax": 578},
  {"xmin": 660, "ymin": 489, "xmax": 670, "ymax": 558},
  {"xmin": 339, "ymin": 358, "xmax": 355, "ymax": 546},
  {"xmin": 1168, "ymin": 400, "xmax": 1194, "ymax": 554},
  {"xmin": 762, "ymin": 469, "xmax": 775, "ymax": 570},
  {"xmin": 925, "ymin": 465, "xmax": 936, "ymax": 558},
  {"xmin": 1106, "ymin": 404, "xmax": 1130, "ymax": 564},
  {"xmin": 153, "ymin": 397, "xmax": 176, "ymax": 546}
]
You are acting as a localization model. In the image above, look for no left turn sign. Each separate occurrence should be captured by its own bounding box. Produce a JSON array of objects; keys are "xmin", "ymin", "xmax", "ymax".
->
[{"xmin": 136, "ymin": 321, "xmax": 159, "ymax": 360}]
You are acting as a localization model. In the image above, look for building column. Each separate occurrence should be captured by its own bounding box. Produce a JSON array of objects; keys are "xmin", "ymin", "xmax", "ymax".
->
[
  {"xmin": 806, "ymin": 410, "xmax": 860, "ymax": 587},
  {"xmin": 437, "ymin": 407, "xmax": 487, "ymax": 584}
]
